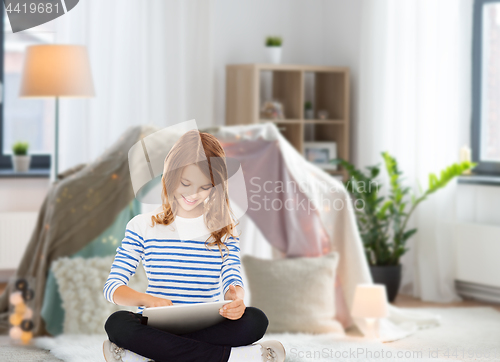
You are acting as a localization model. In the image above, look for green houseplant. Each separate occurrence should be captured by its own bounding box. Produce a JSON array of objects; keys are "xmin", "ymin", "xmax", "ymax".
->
[
  {"xmin": 265, "ymin": 36, "xmax": 282, "ymax": 47},
  {"xmin": 304, "ymin": 101, "xmax": 314, "ymax": 119},
  {"xmin": 265, "ymin": 36, "xmax": 282, "ymax": 64},
  {"xmin": 332, "ymin": 152, "xmax": 475, "ymax": 301},
  {"xmin": 11, "ymin": 141, "xmax": 31, "ymax": 173}
]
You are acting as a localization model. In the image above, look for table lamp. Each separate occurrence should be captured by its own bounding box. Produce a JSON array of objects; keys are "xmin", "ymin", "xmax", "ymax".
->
[
  {"xmin": 351, "ymin": 284, "xmax": 389, "ymax": 339},
  {"xmin": 19, "ymin": 45, "xmax": 95, "ymax": 181}
]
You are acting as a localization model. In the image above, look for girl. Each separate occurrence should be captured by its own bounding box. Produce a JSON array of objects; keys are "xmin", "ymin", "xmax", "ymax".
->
[{"xmin": 102, "ymin": 130, "xmax": 285, "ymax": 362}]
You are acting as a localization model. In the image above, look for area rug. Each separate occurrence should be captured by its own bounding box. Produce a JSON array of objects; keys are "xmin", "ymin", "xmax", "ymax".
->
[
  {"xmin": 31, "ymin": 308, "xmax": 500, "ymax": 362},
  {"xmin": 33, "ymin": 332, "xmax": 443, "ymax": 362}
]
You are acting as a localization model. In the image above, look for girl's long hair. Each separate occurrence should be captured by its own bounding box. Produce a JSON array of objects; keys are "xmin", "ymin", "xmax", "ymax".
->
[{"xmin": 150, "ymin": 130, "xmax": 237, "ymax": 260}]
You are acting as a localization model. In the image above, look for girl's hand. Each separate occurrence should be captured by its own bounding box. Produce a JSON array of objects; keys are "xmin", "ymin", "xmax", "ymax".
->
[
  {"xmin": 220, "ymin": 285, "xmax": 245, "ymax": 320},
  {"xmin": 142, "ymin": 294, "xmax": 173, "ymax": 308}
]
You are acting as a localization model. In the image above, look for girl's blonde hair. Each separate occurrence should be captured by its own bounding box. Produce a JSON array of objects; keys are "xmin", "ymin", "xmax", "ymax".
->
[{"xmin": 150, "ymin": 130, "xmax": 237, "ymax": 259}]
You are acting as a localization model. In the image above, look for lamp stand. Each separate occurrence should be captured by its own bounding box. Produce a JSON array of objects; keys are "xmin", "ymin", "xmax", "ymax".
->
[
  {"xmin": 364, "ymin": 318, "xmax": 379, "ymax": 339},
  {"xmin": 54, "ymin": 96, "xmax": 59, "ymax": 181}
]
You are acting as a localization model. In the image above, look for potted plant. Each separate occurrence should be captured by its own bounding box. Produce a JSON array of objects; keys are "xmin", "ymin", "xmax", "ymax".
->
[
  {"xmin": 11, "ymin": 141, "xmax": 31, "ymax": 172},
  {"xmin": 332, "ymin": 152, "xmax": 475, "ymax": 302},
  {"xmin": 304, "ymin": 101, "xmax": 314, "ymax": 119},
  {"xmin": 265, "ymin": 36, "xmax": 282, "ymax": 64}
]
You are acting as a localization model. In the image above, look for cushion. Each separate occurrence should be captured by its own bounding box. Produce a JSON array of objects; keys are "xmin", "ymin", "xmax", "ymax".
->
[
  {"xmin": 241, "ymin": 251, "xmax": 344, "ymax": 334},
  {"xmin": 51, "ymin": 256, "xmax": 148, "ymax": 334}
]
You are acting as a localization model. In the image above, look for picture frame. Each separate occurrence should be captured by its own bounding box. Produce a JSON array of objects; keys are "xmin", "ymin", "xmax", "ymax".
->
[{"xmin": 303, "ymin": 142, "xmax": 338, "ymax": 170}]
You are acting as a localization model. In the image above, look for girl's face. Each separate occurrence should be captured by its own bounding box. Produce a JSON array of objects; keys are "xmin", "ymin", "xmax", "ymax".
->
[{"xmin": 173, "ymin": 164, "xmax": 212, "ymax": 215}]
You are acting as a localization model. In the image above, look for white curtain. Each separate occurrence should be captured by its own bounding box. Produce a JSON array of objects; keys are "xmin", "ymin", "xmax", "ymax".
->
[
  {"xmin": 53, "ymin": 0, "xmax": 214, "ymax": 172},
  {"xmin": 356, "ymin": 0, "xmax": 473, "ymax": 302}
]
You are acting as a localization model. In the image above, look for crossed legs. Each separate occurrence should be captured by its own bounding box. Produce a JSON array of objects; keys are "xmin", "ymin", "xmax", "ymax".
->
[{"xmin": 104, "ymin": 306, "xmax": 269, "ymax": 362}]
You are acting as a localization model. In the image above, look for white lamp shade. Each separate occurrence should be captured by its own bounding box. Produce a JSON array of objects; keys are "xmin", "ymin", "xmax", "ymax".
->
[
  {"xmin": 351, "ymin": 284, "xmax": 389, "ymax": 319},
  {"xmin": 19, "ymin": 45, "xmax": 95, "ymax": 97}
]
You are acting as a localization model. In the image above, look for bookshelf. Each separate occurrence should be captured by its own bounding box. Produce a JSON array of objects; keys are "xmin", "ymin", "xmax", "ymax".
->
[{"xmin": 225, "ymin": 63, "xmax": 350, "ymax": 181}]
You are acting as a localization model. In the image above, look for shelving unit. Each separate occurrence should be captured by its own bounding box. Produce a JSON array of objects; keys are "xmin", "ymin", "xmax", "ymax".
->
[{"xmin": 225, "ymin": 63, "xmax": 350, "ymax": 181}]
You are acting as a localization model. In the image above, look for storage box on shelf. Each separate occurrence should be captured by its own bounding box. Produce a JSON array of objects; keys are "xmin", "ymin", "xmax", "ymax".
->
[{"xmin": 226, "ymin": 63, "xmax": 350, "ymax": 181}]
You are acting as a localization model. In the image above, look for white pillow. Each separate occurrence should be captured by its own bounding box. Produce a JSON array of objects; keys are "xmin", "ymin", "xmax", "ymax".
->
[
  {"xmin": 241, "ymin": 251, "xmax": 344, "ymax": 335},
  {"xmin": 51, "ymin": 256, "xmax": 148, "ymax": 334}
]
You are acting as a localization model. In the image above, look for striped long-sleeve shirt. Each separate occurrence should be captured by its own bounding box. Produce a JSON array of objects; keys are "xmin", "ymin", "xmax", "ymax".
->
[{"xmin": 103, "ymin": 209, "xmax": 244, "ymax": 314}]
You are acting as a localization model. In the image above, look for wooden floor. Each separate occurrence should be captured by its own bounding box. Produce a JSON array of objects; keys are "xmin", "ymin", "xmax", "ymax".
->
[
  {"xmin": 393, "ymin": 293, "xmax": 500, "ymax": 312},
  {"xmin": 1, "ymin": 282, "xmax": 499, "ymax": 312}
]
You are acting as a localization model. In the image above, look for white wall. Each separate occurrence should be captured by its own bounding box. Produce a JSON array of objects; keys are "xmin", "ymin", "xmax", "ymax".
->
[
  {"xmin": 0, "ymin": 178, "xmax": 49, "ymax": 212},
  {"xmin": 456, "ymin": 184, "xmax": 500, "ymax": 224},
  {"xmin": 454, "ymin": 183, "xmax": 500, "ymax": 297},
  {"xmin": 0, "ymin": 178, "xmax": 49, "ymax": 276},
  {"xmin": 214, "ymin": 0, "xmax": 333, "ymax": 124},
  {"xmin": 324, "ymin": 0, "xmax": 363, "ymax": 163}
]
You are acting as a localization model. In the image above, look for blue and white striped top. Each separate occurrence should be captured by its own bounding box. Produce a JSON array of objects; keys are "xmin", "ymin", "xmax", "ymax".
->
[{"xmin": 103, "ymin": 209, "xmax": 244, "ymax": 314}]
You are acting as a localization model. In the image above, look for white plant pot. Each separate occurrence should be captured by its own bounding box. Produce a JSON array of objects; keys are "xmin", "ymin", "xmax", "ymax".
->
[
  {"xmin": 266, "ymin": 47, "xmax": 282, "ymax": 64},
  {"xmin": 12, "ymin": 155, "xmax": 31, "ymax": 173}
]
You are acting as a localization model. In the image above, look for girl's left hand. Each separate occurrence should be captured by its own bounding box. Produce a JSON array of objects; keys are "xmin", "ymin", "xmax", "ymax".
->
[{"xmin": 220, "ymin": 285, "xmax": 245, "ymax": 320}]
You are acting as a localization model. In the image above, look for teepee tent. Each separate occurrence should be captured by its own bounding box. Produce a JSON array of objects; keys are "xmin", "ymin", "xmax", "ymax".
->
[{"xmin": 209, "ymin": 122, "xmax": 440, "ymax": 342}]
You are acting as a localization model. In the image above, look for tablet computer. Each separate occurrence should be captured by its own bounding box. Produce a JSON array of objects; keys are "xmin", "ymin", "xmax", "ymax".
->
[{"xmin": 142, "ymin": 300, "xmax": 233, "ymax": 334}]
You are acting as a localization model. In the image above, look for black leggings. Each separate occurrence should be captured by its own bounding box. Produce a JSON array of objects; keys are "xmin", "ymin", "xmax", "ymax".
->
[{"xmin": 104, "ymin": 306, "xmax": 269, "ymax": 362}]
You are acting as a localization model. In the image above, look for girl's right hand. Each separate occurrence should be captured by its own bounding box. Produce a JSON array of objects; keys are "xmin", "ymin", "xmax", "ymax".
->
[{"xmin": 142, "ymin": 294, "xmax": 173, "ymax": 308}]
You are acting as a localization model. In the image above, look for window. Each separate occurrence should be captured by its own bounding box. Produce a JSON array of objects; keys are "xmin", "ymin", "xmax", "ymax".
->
[
  {"xmin": 472, "ymin": 0, "xmax": 500, "ymax": 175},
  {"xmin": 0, "ymin": 8, "xmax": 54, "ymax": 170}
]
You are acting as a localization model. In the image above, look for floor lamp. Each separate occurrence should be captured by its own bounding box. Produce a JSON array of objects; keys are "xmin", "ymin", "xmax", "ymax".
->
[{"xmin": 19, "ymin": 45, "xmax": 95, "ymax": 181}]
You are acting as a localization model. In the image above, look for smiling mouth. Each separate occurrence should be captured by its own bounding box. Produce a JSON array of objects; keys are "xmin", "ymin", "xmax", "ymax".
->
[{"xmin": 181, "ymin": 195, "xmax": 198, "ymax": 206}]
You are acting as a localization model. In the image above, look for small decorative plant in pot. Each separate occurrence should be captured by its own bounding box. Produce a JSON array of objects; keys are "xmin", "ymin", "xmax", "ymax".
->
[
  {"xmin": 304, "ymin": 101, "xmax": 314, "ymax": 119},
  {"xmin": 11, "ymin": 141, "xmax": 31, "ymax": 173},
  {"xmin": 265, "ymin": 36, "xmax": 282, "ymax": 64},
  {"xmin": 332, "ymin": 152, "xmax": 475, "ymax": 302}
]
